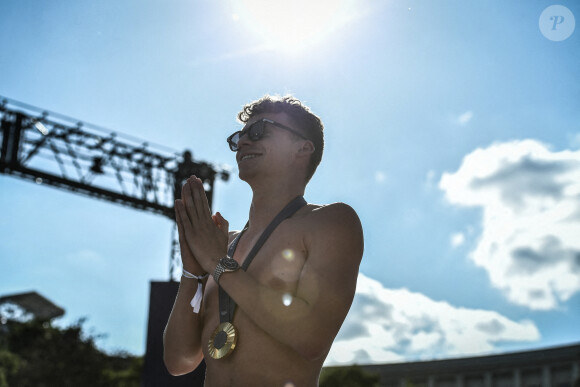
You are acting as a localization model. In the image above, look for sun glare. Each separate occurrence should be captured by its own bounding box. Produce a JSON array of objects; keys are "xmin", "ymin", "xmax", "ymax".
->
[{"xmin": 231, "ymin": 0, "xmax": 353, "ymax": 53}]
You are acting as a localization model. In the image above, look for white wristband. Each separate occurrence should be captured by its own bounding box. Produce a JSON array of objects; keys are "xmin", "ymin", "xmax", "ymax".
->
[{"xmin": 182, "ymin": 269, "xmax": 209, "ymax": 314}]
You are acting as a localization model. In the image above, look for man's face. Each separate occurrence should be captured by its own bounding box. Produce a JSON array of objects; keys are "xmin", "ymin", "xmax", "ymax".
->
[{"xmin": 234, "ymin": 112, "xmax": 307, "ymax": 181}]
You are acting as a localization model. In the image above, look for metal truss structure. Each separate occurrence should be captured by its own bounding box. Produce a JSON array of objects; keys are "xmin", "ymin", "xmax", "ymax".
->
[{"xmin": 0, "ymin": 96, "xmax": 229, "ymax": 278}]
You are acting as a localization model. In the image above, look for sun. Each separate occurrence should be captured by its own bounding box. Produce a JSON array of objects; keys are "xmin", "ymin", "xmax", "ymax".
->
[{"xmin": 231, "ymin": 0, "xmax": 353, "ymax": 53}]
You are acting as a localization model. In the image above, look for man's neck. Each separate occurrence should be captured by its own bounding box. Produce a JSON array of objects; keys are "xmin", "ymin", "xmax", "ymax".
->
[{"xmin": 247, "ymin": 180, "xmax": 306, "ymax": 232}]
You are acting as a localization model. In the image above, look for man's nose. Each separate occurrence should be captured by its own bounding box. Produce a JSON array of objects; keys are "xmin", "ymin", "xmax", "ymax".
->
[{"xmin": 237, "ymin": 132, "xmax": 253, "ymax": 149}]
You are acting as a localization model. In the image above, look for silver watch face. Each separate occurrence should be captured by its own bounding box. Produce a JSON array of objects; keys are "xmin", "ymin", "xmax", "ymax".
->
[{"xmin": 220, "ymin": 257, "xmax": 239, "ymax": 271}]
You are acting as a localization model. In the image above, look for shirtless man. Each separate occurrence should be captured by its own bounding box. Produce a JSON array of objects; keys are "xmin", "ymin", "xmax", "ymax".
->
[{"xmin": 163, "ymin": 95, "xmax": 364, "ymax": 386}]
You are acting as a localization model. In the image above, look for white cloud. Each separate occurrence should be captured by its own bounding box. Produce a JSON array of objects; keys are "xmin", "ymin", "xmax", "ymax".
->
[
  {"xmin": 456, "ymin": 111, "xmax": 474, "ymax": 125},
  {"xmin": 450, "ymin": 232, "xmax": 465, "ymax": 247},
  {"xmin": 439, "ymin": 139, "xmax": 580, "ymax": 310},
  {"xmin": 326, "ymin": 273, "xmax": 540, "ymax": 366}
]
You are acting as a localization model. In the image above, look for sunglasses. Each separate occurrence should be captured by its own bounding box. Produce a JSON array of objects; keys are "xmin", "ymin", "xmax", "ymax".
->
[{"xmin": 227, "ymin": 118, "xmax": 308, "ymax": 152}]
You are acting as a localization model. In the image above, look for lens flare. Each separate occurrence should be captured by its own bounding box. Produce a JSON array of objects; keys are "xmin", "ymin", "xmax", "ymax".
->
[
  {"xmin": 282, "ymin": 249, "xmax": 295, "ymax": 261},
  {"xmin": 282, "ymin": 293, "xmax": 293, "ymax": 306}
]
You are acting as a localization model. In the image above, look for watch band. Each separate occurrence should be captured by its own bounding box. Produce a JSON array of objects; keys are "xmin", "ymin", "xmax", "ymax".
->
[
  {"xmin": 213, "ymin": 263, "xmax": 225, "ymax": 284},
  {"xmin": 213, "ymin": 255, "xmax": 239, "ymax": 284}
]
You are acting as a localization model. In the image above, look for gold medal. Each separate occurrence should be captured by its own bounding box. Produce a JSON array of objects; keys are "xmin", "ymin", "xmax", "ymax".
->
[{"xmin": 207, "ymin": 322, "xmax": 238, "ymax": 359}]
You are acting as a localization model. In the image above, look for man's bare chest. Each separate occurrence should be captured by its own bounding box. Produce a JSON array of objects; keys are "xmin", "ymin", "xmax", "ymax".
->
[
  {"xmin": 200, "ymin": 223, "xmax": 310, "ymax": 355},
  {"xmin": 231, "ymin": 225, "xmax": 308, "ymax": 291}
]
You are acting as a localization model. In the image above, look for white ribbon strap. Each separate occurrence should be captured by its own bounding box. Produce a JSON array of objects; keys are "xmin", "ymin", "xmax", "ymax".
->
[{"xmin": 182, "ymin": 269, "xmax": 209, "ymax": 314}]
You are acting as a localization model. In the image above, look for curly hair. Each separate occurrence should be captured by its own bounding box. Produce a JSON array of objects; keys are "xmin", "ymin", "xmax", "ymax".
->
[{"xmin": 237, "ymin": 95, "xmax": 324, "ymax": 183}]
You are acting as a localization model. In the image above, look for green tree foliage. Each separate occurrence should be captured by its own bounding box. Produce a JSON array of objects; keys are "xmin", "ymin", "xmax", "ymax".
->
[
  {"xmin": 319, "ymin": 365, "xmax": 380, "ymax": 387},
  {"xmin": 0, "ymin": 318, "xmax": 142, "ymax": 387}
]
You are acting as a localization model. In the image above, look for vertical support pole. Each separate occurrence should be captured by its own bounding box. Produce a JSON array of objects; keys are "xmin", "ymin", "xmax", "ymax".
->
[
  {"xmin": 483, "ymin": 372, "xmax": 492, "ymax": 387},
  {"xmin": 541, "ymin": 366, "xmax": 550, "ymax": 387},
  {"xmin": 169, "ymin": 223, "xmax": 180, "ymax": 281},
  {"xmin": 1, "ymin": 112, "xmax": 23, "ymax": 171},
  {"xmin": 513, "ymin": 369, "xmax": 521, "ymax": 387},
  {"xmin": 571, "ymin": 362, "xmax": 579, "ymax": 385}
]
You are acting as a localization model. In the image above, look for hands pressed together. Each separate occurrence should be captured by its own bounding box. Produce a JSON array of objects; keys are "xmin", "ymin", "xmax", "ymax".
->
[{"xmin": 175, "ymin": 175, "xmax": 229, "ymax": 277}]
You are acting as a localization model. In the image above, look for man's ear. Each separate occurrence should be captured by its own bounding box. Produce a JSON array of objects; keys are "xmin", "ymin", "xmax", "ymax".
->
[{"xmin": 298, "ymin": 140, "xmax": 315, "ymax": 156}]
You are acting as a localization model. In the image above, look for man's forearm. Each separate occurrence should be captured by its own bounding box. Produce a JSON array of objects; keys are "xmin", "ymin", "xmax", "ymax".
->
[
  {"xmin": 218, "ymin": 270, "xmax": 334, "ymax": 361},
  {"xmin": 163, "ymin": 278, "xmax": 206, "ymax": 375}
]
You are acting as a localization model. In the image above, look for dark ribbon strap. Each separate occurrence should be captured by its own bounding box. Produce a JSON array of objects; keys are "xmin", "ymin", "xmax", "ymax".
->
[{"xmin": 218, "ymin": 196, "xmax": 307, "ymax": 323}]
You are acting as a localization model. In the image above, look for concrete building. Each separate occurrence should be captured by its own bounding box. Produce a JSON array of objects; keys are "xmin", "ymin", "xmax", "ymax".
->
[{"xmin": 353, "ymin": 343, "xmax": 580, "ymax": 387}]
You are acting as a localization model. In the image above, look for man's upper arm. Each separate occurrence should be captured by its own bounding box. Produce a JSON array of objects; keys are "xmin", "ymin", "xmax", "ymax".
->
[{"xmin": 296, "ymin": 203, "xmax": 364, "ymax": 354}]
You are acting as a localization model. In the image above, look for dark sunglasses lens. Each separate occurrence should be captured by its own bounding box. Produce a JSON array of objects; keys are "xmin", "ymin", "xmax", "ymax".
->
[
  {"xmin": 227, "ymin": 132, "xmax": 240, "ymax": 151},
  {"xmin": 228, "ymin": 121, "xmax": 266, "ymax": 151},
  {"xmin": 248, "ymin": 121, "xmax": 264, "ymax": 141}
]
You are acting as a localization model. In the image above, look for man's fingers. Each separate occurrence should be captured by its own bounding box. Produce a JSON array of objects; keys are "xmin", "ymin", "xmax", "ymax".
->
[
  {"xmin": 182, "ymin": 182, "xmax": 198, "ymax": 221},
  {"xmin": 175, "ymin": 202, "xmax": 189, "ymax": 249},
  {"xmin": 190, "ymin": 176, "xmax": 212, "ymax": 220},
  {"xmin": 175, "ymin": 200, "xmax": 195, "ymax": 244},
  {"xmin": 175, "ymin": 201, "xmax": 188, "ymax": 239},
  {"xmin": 176, "ymin": 201, "xmax": 205, "ymax": 275}
]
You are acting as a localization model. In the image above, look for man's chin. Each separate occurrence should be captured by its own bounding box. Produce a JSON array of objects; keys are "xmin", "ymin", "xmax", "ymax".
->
[{"xmin": 238, "ymin": 170, "xmax": 253, "ymax": 183}]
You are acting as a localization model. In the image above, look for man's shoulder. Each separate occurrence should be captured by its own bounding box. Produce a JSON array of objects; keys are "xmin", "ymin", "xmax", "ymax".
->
[
  {"xmin": 305, "ymin": 201, "xmax": 360, "ymax": 221},
  {"xmin": 301, "ymin": 202, "xmax": 363, "ymax": 236},
  {"xmin": 301, "ymin": 202, "xmax": 364, "ymax": 267}
]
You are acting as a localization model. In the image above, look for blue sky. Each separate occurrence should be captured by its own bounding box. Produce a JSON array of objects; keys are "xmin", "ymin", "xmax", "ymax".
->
[{"xmin": 1, "ymin": 0, "xmax": 579, "ymax": 365}]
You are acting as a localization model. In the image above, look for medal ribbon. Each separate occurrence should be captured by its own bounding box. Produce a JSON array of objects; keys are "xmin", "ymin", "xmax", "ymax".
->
[{"xmin": 218, "ymin": 196, "xmax": 307, "ymax": 323}]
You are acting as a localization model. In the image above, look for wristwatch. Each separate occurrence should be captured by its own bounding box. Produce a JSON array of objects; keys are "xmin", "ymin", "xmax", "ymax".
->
[{"xmin": 213, "ymin": 256, "xmax": 240, "ymax": 284}]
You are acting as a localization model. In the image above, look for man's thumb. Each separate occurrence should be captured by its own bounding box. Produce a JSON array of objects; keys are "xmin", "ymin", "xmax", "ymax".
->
[{"xmin": 215, "ymin": 212, "xmax": 229, "ymax": 234}]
